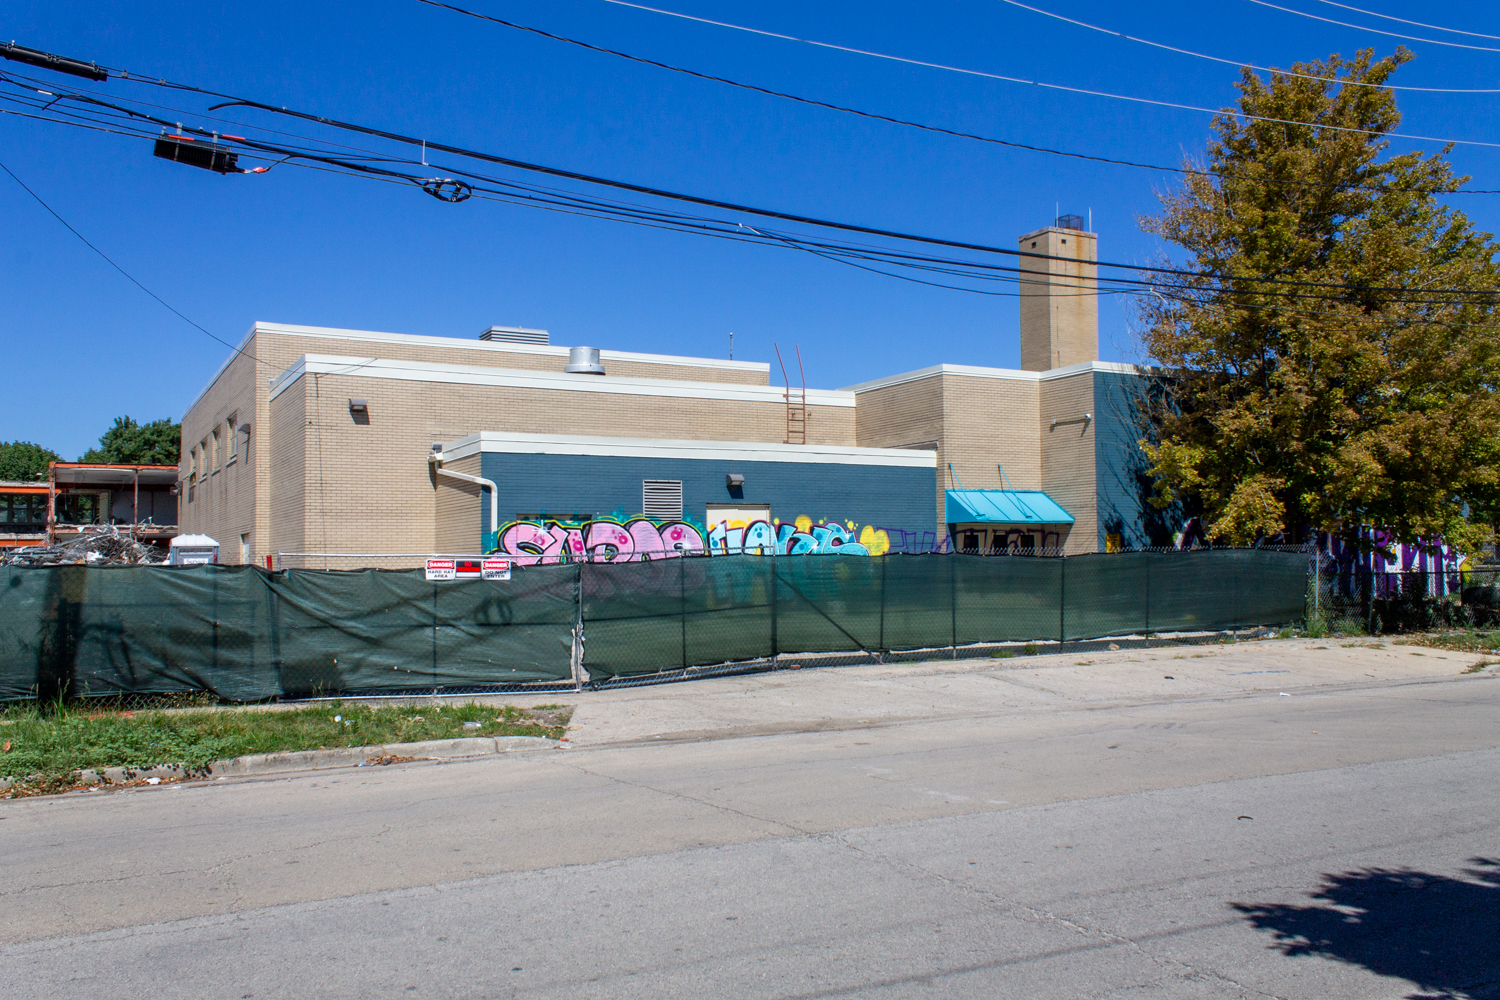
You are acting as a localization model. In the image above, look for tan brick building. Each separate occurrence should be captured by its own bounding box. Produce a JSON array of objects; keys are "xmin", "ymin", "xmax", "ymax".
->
[{"xmin": 180, "ymin": 220, "xmax": 1155, "ymax": 565}]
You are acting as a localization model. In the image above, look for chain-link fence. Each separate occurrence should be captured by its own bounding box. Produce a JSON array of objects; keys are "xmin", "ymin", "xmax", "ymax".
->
[
  {"xmin": 3, "ymin": 549, "xmax": 1310, "ymax": 701},
  {"xmin": 1, "ymin": 563, "xmax": 580, "ymax": 702},
  {"xmin": 579, "ymin": 549, "xmax": 1308, "ymax": 680},
  {"xmin": 1309, "ymin": 562, "xmax": 1500, "ymax": 634}
]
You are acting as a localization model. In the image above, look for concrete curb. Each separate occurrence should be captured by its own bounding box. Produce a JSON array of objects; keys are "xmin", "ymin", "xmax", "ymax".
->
[{"xmin": 3, "ymin": 735, "xmax": 561, "ymax": 790}]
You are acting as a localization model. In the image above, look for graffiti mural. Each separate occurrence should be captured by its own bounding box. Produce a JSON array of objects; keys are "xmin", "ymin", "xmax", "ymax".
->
[
  {"xmin": 490, "ymin": 514, "xmax": 898, "ymax": 562},
  {"xmin": 705, "ymin": 515, "xmax": 892, "ymax": 557},
  {"xmin": 491, "ymin": 517, "xmax": 706, "ymax": 565}
]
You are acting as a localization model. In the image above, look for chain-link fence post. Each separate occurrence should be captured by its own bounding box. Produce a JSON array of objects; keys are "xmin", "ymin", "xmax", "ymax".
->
[
  {"xmin": 878, "ymin": 554, "xmax": 886, "ymax": 652},
  {"xmin": 571, "ymin": 566, "xmax": 585, "ymax": 691},
  {"xmin": 770, "ymin": 554, "xmax": 778, "ymax": 662},
  {"xmin": 1144, "ymin": 550, "xmax": 1151, "ymax": 638},
  {"xmin": 1058, "ymin": 555, "xmax": 1067, "ymax": 646},
  {"xmin": 949, "ymin": 553, "xmax": 957, "ymax": 658},
  {"xmin": 678, "ymin": 554, "xmax": 688, "ymax": 671}
]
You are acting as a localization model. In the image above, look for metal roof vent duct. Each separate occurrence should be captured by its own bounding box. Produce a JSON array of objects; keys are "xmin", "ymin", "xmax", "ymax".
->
[
  {"xmin": 479, "ymin": 326, "xmax": 549, "ymax": 345},
  {"xmin": 564, "ymin": 346, "xmax": 606, "ymax": 374}
]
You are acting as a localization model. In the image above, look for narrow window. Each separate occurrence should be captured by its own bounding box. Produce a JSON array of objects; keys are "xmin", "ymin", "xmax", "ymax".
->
[
  {"xmin": 227, "ymin": 414, "xmax": 238, "ymax": 460},
  {"xmin": 211, "ymin": 427, "xmax": 221, "ymax": 469},
  {"xmin": 642, "ymin": 480, "xmax": 683, "ymax": 520},
  {"xmin": 189, "ymin": 448, "xmax": 198, "ymax": 482}
]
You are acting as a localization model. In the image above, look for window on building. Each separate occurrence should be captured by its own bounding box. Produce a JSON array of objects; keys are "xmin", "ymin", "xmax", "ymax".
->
[
  {"xmin": 240, "ymin": 532, "xmax": 251, "ymax": 563},
  {"xmin": 0, "ymin": 495, "xmax": 10, "ymax": 524},
  {"xmin": 642, "ymin": 480, "xmax": 683, "ymax": 520},
  {"xmin": 211, "ymin": 427, "xmax": 221, "ymax": 469},
  {"xmin": 227, "ymin": 414, "xmax": 238, "ymax": 461},
  {"xmin": 189, "ymin": 448, "xmax": 198, "ymax": 482},
  {"xmin": 199, "ymin": 440, "xmax": 208, "ymax": 477}
]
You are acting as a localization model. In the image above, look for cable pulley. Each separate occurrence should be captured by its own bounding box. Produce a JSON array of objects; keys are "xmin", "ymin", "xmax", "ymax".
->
[{"xmin": 422, "ymin": 178, "xmax": 471, "ymax": 203}]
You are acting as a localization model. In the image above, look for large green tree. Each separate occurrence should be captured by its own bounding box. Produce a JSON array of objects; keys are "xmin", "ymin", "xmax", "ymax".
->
[
  {"xmin": 1138, "ymin": 49, "xmax": 1500, "ymax": 553},
  {"xmin": 0, "ymin": 441, "xmax": 60, "ymax": 482},
  {"xmin": 80, "ymin": 417, "xmax": 181, "ymax": 466}
]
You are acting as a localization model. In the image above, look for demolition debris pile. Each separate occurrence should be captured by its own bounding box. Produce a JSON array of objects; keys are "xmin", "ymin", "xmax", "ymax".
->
[{"xmin": 2, "ymin": 527, "xmax": 167, "ymax": 567}]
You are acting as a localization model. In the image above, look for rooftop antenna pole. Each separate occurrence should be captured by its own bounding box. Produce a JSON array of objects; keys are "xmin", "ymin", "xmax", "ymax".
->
[{"xmin": 729, "ymin": 331, "xmax": 733, "ymax": 360}]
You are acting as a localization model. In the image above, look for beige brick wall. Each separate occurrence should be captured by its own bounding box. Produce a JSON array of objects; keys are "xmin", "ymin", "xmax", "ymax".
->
[
  {"xmin": 260, "ymin": 330, "xmax": 767, "ymax": 385},
  {"xmin": 1040, "ymin": 371, "xmax": 1097, "ymax": 554},
  {"xmin": 260, "ymin": 369, "xmax": 856, "ymax": 557},
  {"xmin": 1019, "ymin": 228, "xmax": 1098, "ymax": 373},
  {"xmin": 854, "ymin": 373, "xmax": 1044, "ymax": 534},
  {"xmin": 268, "ymin": 378, "xmax": 307, "ymax": 560},
  {"xmin": 179, "ymin": 346, "xmax": 260, "ymax": 562},
  {"xmin": 434, "ymin": 453, "xmax": 483, "ymax": 554},
  {"xmin": 181, "ymin": 326, "xmax": 789, "ymax": 564}
]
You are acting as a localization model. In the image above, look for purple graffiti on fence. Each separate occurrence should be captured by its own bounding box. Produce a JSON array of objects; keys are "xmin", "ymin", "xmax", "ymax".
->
[{"xmin": 491, "ymin": 517, "xmax": 706, "ymax": 565}]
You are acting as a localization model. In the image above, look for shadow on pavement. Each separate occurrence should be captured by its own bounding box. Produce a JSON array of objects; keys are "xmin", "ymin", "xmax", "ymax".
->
[{"xmin": 1234, "ymin": 858, "xmax": 1500, "ymax": 1000}]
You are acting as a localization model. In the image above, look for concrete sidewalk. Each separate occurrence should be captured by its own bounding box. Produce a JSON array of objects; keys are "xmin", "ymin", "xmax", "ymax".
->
[{"xmin": 495, "ymin": 636, "xmax": 1497, "ymax": 746}]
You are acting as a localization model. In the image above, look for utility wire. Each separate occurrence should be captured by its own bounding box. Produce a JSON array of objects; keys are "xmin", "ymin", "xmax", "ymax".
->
[
  {"xmin": 995, "ymin": 0, "xmax": 1500, "ymax": 92},
  {"xmin": 8, "ymin": 67, "xmax": 1497, "ymax": 303},
  {"xmin": 416, "ymin": 0, "xmax": 1500, "ymax": 196},
  {"xmin": 1307, "ymin": 0, "xmax": 1500, "ymax": 41},
  {"xmin": 1243, "ymin": 0, "xmax": 1500, "ymax": 53},
  {"xmin": 0, "ymin": 156, "xmax": 262, "ymax": 367},
  {"xmin": 591, "ymin": 0, "xmax": 1500, "ymax": 147}
]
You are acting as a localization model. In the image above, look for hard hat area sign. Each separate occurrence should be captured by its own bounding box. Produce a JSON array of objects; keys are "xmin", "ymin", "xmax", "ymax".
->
[{"xmin": 425, "ymin": 558, "xmax": 511, "ymax": 581}]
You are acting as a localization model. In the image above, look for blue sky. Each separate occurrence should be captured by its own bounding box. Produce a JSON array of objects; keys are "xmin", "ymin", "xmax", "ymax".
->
[{"xmin": 3, "ymin": 0, "xmax": 1498, "ymax": 459}]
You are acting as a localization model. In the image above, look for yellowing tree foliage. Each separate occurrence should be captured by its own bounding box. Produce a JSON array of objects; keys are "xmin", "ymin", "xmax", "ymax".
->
[{"xmin": 1138, "ymin": 50, "xmax": 1500, "ymax": 553}]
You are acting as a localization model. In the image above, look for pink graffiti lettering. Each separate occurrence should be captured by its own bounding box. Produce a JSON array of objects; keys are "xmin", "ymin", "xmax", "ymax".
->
[{"xmin": 492, "ymin": 517, "xmax": 705, "ymax": 564}]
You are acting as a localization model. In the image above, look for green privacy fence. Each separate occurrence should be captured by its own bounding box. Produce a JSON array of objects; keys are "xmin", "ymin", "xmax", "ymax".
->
[
  {"xmin": 579, "ymin": 549, "xmax": 1307, "ymax": 678},
  {"xmin": 1, "ymin": 549, "xmax": 1307, "ymax": 700},
  {"xmin": 0, "ymin": 564, "xmax": 579, "ymax": 702}
]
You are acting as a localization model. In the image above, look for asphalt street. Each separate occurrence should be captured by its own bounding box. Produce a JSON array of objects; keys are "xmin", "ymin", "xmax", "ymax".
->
[{"xmin": 4, "ymin": 643, "xmax": 1498, "ymax": 999}]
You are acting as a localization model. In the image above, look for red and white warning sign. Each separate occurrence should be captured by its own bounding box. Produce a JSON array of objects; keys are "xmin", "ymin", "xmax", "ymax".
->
[{"xmin": 425, "ymin": 558, "xmax": 511, "ymax": 581}]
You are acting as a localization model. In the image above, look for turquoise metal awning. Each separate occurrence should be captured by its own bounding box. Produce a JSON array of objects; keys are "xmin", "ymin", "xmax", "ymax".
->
[{"xmin": 945, "ymin": 489, "xmax": 1075, "ymax": 525}]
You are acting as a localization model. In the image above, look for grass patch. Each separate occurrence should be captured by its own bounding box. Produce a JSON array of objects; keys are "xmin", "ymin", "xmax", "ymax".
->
[
  {"xmin": 990, "ymin": 648, "xmax": 1017, "ymax": 659},
  {"xmin": 1391, "ymin": 630, "xmax": 1500, "ymax": 654},
  {"xmin": 0, "ymin": 701, "xmax": 570, "ymax": 796},
  {"xmin": 1023, "ymin": 643, "xmax": 1039, "ymax": 656},
  {"xmin": 1462, "ymin": 660, "xmax": 1500, "ymax": 674}
]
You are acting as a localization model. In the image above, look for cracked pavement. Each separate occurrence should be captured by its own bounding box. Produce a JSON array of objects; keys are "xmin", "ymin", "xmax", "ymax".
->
[{"xmin": 3, "ymin": 640, "xmax": 1499, "ymax": 998}]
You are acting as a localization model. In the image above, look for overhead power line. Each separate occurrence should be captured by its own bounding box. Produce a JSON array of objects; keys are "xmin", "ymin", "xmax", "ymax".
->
[
  {"xmin": 995, "ymin": 0, "xmax": 1500, "ymax": 92},
  {"xmin": 590, "ymin": 0, "xmax": 1500, "ymax": 148},
  {"xmin": 416, "ymin": 0, "xmax": 1500, "ymax": 197},
  {"xmin": 1243, "ymin": 0, "xmax": 1500, "ymax": 53},
  {"xmin": 0, "ymin": 156, "xmax": 260, "ymax": 366},
  {"xmin": 1307, "ymin": 0, "xmax": 1500, "ymax": 41},
  {"xmin": 5, "ymin": 49, "xmax": 1500, "ymax": 306}
]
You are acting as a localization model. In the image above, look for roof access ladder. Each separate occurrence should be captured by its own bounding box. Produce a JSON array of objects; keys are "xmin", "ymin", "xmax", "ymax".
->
[{"xmin": 776, "ymin": 344, "xmax": 807, "ymax": 444}]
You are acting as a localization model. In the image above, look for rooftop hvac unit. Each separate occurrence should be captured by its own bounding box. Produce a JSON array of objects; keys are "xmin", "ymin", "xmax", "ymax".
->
[
  {"xmin": 565, "ymin": 346, "xmax": 606, "ymax": 374},
  {"xmin": 479, "ymin": 326, "xmax": 549, "ymax": 345}
]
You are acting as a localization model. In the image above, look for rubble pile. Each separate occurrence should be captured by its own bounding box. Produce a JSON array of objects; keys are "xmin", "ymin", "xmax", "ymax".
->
[{"xmin": 2, "ymin": 526, "xmax": 168, "ymax": 567}]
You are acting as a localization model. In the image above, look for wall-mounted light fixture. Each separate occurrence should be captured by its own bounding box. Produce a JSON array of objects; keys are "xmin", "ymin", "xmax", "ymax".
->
[
  {"xmin": 348, "ymin": 399, "xmax": 368, "ymax": 415},
  {"xmin": 1049, "ymin": 413, "xmax": 1093, "ymax": 431},
  {"xmin": 726, "ymin": 473, "xmax": 745, "ymax": 488}
]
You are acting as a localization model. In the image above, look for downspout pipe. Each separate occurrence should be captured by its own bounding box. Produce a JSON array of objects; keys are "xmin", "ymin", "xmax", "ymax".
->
[{"xmin": 429, "ymin": 450, "xmax": 499, "ymax": 551}]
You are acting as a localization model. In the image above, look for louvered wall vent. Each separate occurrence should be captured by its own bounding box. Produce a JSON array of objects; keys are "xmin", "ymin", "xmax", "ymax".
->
[{"xmin": 642, "ymin": 480, "xmax": 683, "ymax": 520}]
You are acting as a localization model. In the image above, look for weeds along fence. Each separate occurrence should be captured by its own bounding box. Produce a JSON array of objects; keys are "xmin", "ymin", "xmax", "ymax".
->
[
  {"xmin": 0, "ymin": 549, "xmax": 1307, "ymax": 702},
  {"xmin": 1311, "ymin": 562, "xmax": 1500, "ymax": 635}
]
